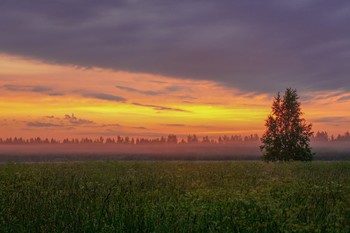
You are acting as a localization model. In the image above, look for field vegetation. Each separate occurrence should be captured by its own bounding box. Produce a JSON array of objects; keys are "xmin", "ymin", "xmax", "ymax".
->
[{"xmin": 0, "ymin": 161, "xmax": 349, "ymax": 232}]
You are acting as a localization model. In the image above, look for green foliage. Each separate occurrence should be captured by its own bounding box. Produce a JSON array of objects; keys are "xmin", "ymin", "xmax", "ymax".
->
[
  {"xmin": 261, "ymin": 88, "xmax": 314, "ymax": 161},
  {"xmin": 0, "ymin": 161, "xmax": 349, "ymax": 232}
]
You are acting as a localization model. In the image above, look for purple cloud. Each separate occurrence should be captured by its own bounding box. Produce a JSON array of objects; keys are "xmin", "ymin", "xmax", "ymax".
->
[{"xmin": 0, "ymin": 1, "xmax": 349, "ymax": 93}]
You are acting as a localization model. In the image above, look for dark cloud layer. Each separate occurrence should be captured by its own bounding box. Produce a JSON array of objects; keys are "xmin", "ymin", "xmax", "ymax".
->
[{"xmin": 0, "ymin": 1, "xmax": 350, "ymax": 93}]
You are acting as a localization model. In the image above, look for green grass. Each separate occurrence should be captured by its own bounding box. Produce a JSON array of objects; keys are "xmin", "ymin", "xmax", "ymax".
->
[{"xmin": 0, "ymin": 161, "xmax": 349, "ymax": 232}]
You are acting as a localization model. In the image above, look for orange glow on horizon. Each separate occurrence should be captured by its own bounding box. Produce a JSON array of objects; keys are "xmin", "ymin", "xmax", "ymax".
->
[{"xmin": 1, "ymin": 54, "xmax": 349, "ymax": 139}]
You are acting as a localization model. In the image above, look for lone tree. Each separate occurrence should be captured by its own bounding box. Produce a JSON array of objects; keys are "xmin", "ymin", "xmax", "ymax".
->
[{"xmin": 260, "ymin": 88, "xmax": 314, "ymax": 161}]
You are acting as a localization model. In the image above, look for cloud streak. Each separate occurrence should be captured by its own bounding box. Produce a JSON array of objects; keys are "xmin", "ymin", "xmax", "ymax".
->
[
  {"xmin": 26, "ymin": 122, "xmax": 61, "ymax": 127},
  {"xmin": 337, "ymin": 95, "xmax": 350, "ymax": 102},
  {"xmin": 2, "ymin": 85, "xmax": 128, "ymax": 103},
  {"xmin": 132, "ymin": 102, "xmax": 191, "ymax": 112},
  {"xmin": 82, "ymin": 92, "xmax": 127, "ymax": 102},
  {"xmin": 313, "ymin": 117, "xmax": 350, "ymax": 123},
  {"xmin": 2, "ymin": 84, "xmax": 63, "ymax": 96},
  {"xmin": 116, "ymin": 85, "xmax": 162, "ymax": 96},
  {"xmin": 115, "ymin": 85, "xmax": 182, "ymax": 96},
  {"xmin": 162, "ymin": 124, "xmax": 186, "ymax": 127}
]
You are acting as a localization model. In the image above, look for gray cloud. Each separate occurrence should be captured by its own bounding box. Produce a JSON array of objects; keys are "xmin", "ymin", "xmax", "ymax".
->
[
  {"xmin": 64, "ymin": 114, "xmax": 94, "ymax": 125},
  {"xmin": 132, "ymin": 102, "xmax": 191, "ymax": 112},
  {"xmin": 0, "ymin": 1, "xmax": 350, "ymax": 93},
  {"xmin": 82, "ymin": 92, "xmax": 126, "ymax": 102},
  {"xmin": 24, "ymin": 114, "xmax": 98, "ymax": 129},
  {"xmin": 2, "ymin": 84, "xmax": 63, "ymax": 96}
]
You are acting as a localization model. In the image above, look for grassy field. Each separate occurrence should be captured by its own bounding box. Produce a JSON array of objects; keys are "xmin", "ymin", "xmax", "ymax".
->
[{"xmin": 0, "ymin": 161, "xmax": 349, "ymax": 232}]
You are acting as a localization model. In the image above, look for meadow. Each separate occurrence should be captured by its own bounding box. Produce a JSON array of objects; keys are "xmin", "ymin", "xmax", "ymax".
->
[{"xmin": 0, "ymin": 161, "xmax": 349, "ymax": 232}]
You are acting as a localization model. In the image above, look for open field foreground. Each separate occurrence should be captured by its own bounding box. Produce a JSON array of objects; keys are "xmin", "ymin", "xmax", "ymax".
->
[{"xmin": 0, "ymin": 161, "xmax": 349, "ymax": 233}]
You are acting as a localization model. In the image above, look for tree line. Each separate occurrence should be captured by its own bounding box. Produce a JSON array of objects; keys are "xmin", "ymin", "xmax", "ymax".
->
[
  {"xmin": 0, "ymin": 134, "xmax": 260, "ymax": 145},
  {"xmin": 1, "ymin": 131, "xmax": 349, "ymax": 145},
  {"xmin": 312, "ymin": 131, "xmax": 350, "ymax": 142}
]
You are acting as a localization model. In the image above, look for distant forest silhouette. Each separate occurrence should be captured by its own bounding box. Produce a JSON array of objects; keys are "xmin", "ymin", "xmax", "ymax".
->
[
  {"xmin": 0, "ymin": 131, "xmax": 349, "ymax": 145},
  {"xmin": 0, "ymin": 134, "xmax": 259, "ymax": 145}
]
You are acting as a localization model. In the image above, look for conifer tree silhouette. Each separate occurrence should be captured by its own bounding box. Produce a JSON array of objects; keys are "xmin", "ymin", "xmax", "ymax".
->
[{"xmin": 260, "ymin": 88, "xmax": 314, "ymax": 161}]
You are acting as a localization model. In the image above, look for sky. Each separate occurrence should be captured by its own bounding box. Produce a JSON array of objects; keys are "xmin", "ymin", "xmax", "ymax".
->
[{"xmin": 0, "ymin": 0, "xmax": 349, "ymax": 139}]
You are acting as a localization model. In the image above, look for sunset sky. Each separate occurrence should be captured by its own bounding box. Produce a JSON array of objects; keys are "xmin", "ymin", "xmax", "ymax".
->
[{"xmin": 0, "ymin": 1, "xmax": 349, "ymax": 139}]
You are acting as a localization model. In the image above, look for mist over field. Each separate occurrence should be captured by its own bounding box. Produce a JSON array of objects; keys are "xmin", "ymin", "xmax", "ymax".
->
[{"xmin": 0, "ymin": 142, "xmax": 349, "ymax": 163}]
